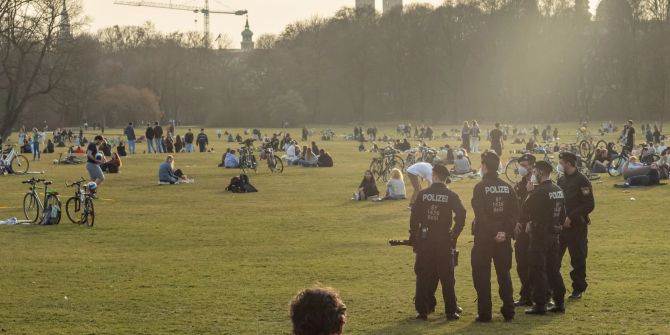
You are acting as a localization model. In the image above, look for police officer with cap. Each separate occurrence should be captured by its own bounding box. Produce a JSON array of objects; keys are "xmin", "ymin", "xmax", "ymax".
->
[
  {"xmin": 557, "ymin": 151, "xmax": 595, "ymax": 299},
  {"xmin": 471, "ymin": 150, "xmax": 519, "ymax": 322},
  {"xmin": 514, "ymin": 154, "xmax": 537, "ymax": 307},
  {"xmin": 523, "ymin": 160, "xmax": 567, "ymax": 314},
  {"xmin": 410, "ymin": 164, "xmax": 466, "ymax": 321}
]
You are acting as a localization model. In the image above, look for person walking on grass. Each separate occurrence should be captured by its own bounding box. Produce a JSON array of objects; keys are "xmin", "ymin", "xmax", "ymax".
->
[
  {"xmin": 197, "ymin": 129, "xmax": 209, "ymax": 152},
  {"xmin": 31, "ymin": 128, "xmax": 40, "ymax": 161}
]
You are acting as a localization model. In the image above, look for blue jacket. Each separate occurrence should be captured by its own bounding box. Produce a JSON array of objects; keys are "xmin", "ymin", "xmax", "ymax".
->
[
  {"xmin": 224, "ymin": 153, "xmax": 239, "ymax": 168},
  {"xmin": 159, "ymin": 161, "xmax": 177, "ymax": 183}
]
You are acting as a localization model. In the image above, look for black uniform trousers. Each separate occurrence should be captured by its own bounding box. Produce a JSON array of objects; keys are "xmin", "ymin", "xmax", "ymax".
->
[
  {"xmin": 515, "ymin": 231, "xmax": 532, "ymax": 302},
  {"xmin": 529, "ymin": 237, "xmax": 566, "ymax": 306},
  {"xmin": 559, "ymin": 224, "xmax": 588, "ymax": 293},
  {"xmin": 414, "ymin": 243, "xmax": 457, "ymax": 315},
  {"xmin": 471, "ymin": 239, "xmax": 515, "ymax": 319}
]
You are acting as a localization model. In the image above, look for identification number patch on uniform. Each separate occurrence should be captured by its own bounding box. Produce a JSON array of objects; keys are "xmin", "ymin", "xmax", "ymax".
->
[{"xmin": 581, "ymin": 187, "xmax": 591, "ymax": 196}]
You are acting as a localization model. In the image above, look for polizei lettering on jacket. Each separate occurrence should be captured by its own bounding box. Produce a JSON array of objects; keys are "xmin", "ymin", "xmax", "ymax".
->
[
  {"xmin": 549, "ymin": 191, "xmax": 564, "ymax": 200},
  {"xmin": 423, "ymin": 193, "xmax": 449, "ymax": 203},
  {"xmin": 485, "ymin": 185, "xmax": 510, "ymax": 194}
]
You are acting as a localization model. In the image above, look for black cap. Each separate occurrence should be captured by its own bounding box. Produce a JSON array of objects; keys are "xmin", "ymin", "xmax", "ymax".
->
[
  {"xmin": 518, "ymin": 154, "xmax": 536, "ymax": 164},
  {"xmin": 535, "ymin": 161, "xmax": 553, "ymax": 175}
]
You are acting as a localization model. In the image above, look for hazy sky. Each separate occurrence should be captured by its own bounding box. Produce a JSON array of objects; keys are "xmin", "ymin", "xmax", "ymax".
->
[{"xmin": 82, "ymin": 0, "xmax": 601, "ymax": 48}]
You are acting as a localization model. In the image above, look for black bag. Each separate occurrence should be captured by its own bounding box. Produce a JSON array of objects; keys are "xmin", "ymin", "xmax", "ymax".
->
[
  {"xmin": 240, "ymin": 174, "xmax": 258, "ymax": 193},
  {"xmin": 226, "ymin": 176, "xmax": 245, "ymax": 193}
]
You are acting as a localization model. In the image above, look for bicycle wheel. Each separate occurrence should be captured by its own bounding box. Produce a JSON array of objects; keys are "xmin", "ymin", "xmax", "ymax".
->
[
  {"xmin": 11, "ymin": 155, "xmax": 29, "ymax": 175},
  {"xmin": 369, "ymin": 159, "xmax": 383, "ymax": 181},
  {"xmin": 65, "ymin": 197, "xmax": 82, "ymax": 224},
  {"xmin": 82, "ymin": 197, "xmax": 95, "ymax": 227},
  {"xmin": 608, "ymin": 156, "xmax": 625, "ymax": 177},
  {"xmin": 23, "ymin": 193, "xmax": 40, "ymax": 223},
  {"xmin": 46, "ymin": 195, "xmax": 62, "ymax": 225},
  {"xmin": 269, "ymin": 156, "xmax": 284, "ymax": 173},
  {"xmin": 504, "ymin": 159, "xmax": 521, "ymax": 184},
  {"xmin": 578, "ymin": 140, "xmax": 591, "ymax": 158},
  {"xmin": 595, "ymin": 140, "xmax": 608, "ymax": 152}
]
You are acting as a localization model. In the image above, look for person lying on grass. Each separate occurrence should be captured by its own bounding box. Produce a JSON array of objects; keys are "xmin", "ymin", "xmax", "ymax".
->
[
  {"xmin": 621, "ymin": 156, "xmax": 661, "ymax": 187},
  {"xmin": 159, "ymin": 155, "xmax": 190, "ymax": 184},
  {"xmin": 353, "ymin": 170, "xmax": 379, "ymax": 201}
]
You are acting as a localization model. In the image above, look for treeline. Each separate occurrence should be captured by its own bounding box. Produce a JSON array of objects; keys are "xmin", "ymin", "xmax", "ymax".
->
[{"xmin": 3, "ymin": 0, "xmax": 670, "ymax": 135}]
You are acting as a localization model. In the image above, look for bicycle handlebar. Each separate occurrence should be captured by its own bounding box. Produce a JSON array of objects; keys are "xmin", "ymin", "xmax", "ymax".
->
[
  {"xmin": 22, "ymin": 178, "xmax": 46, "ymax": 184},
  {"xmin": 65, "ymin": 177, "xmax": 87, "ymax": 187}
]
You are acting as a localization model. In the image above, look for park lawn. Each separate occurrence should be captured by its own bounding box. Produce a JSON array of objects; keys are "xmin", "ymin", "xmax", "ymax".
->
[{"xmin": 1, "ymin": 124, "xmax": 669, "ymax": 335}]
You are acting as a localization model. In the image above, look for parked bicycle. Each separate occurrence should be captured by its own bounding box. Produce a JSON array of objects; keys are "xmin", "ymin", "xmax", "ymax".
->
[
  {"xmin": 65, "ymin": 178, "xmax": 96, "ymax": 227},
  {"xmin": 238, "ymin": 139, "xmax": 258, "ymax": 174},
  {"xmin": 22, "ymin": 178, "xmax": 61, "ymax": 224},
  {"xmin": 405, "ymin": 145, "xmax": 438, "ymax": 167},
  {"xmin": 259, "ymin": 142, "xmax": 284, "ymax": 173},
  {"xmin": 370, "ymin": 146, "xmax": 405, "ymax": 182},
  {"xmin": 1, "ymin": 144, "xmax": 29, "ymax": 174}
]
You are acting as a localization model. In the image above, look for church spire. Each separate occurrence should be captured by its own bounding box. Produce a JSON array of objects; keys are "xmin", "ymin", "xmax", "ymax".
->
[
  {"xmin": 58, "ymin": 0, "xmax": 73, "ymax": 44},
  {"xmin": 241, "ymin": 16, "xmax": 254, "ymax": 51}
]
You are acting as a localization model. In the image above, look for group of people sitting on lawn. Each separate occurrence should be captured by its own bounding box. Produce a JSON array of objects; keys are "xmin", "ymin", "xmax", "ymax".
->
[
  {"xmin": 217, "ymin": 139, "xmax": 334, "ymax": 169},
  {"xmin": 158, "ymin": 155, "xmax": 191, "ymax": 184},
  {"xmin": 353, "ymin": 168, "xmax": 407, "ymax": 201}
]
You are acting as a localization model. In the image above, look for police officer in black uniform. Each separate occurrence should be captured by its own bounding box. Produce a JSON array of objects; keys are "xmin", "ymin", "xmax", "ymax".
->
[
  {"xmin": 557, "ymin": 152, "xmax": 595, "ymax": 299},
  {"xmin": 513, "ymin": 154, "xmax": 537, "ymax": 307},
  {"xmin": 523, "ymin": 161, "xmax": 567, "ymax": 314},
  {"xmin": 471, "ymin": 151, "xmax": 519, "ymax": 322},
  {"xmin": 410, "ymin": 164, "xmax": 466, "ymax": 321}
]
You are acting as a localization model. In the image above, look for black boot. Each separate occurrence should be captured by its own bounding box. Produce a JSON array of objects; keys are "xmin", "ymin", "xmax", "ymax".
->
[
  {"xmin": 524, "ymin": 305, "xmax": 547, "ymax": 315},
  {"xmin": 548, "ymin": 303, "xmax": 565, "ymax": 313}
]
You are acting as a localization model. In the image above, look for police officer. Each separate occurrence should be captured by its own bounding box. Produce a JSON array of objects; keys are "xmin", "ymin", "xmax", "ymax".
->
[
  {"xmin": 471, "ymin": 151, "xmax": 519, "ymax": 322},
  {"xmin": 513, "ymin": 154, "xmax": 537, "ymax": 307},
  {"xmin": 410, "ymin": 164, "xmax": 466, "ymax": 321},
  {"xmin": 557, "ymin": 152, "xmax": 595, "ymax": 299},
  {"xmin": 523, "ymin": 161, "xmax": 567, "ymax": 314}
]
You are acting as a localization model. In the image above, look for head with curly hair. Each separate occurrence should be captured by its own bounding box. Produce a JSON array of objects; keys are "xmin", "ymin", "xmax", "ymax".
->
[{"xmin": 289, "ymin": 287, "xmax": 346, "ymax": 335}]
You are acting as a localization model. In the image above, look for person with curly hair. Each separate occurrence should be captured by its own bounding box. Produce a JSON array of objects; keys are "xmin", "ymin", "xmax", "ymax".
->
[{"xmin": 289, "ymin": 287, "xmax": 346, "ymax": 335}]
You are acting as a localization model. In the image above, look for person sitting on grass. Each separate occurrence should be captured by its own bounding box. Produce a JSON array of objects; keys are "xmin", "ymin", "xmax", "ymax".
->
[
  {"xmin": 159, "ymin": 155, "xmax": 189, "ymax": 184},
  {"xmin": 384, "ymin": 168, "xmax": 407, "ymax": 200},
  {"xmin": 452, "ymin": 151, "xmax": 474, "ymax": 175},
  {"xmin": 101, "ymin": 152, "xmax": 122, "ymax": 174},
  {"xmin": 117, "ymin": 140, "xmax": 127, "ymax": 157},
  {"xmin": 282, "ymin": 141, "xmax": 299, "ymax": 165},
  {"xmin": 224, "ymin": 149, "xmax": 239, "ymax": 168},
  {"xmin": 620, "ymin": 156, "xmax": 660, "ymax": 187},
  {"xmin": 298, "ymin": 148, "xmax": 318, "ymax": 167},
  {"xmin": 45, "ymin": 139, "xmax": 55, "ymax": 154},
  {"xmin": 353, "ymin": 170, "xmax": 379, "ymax": 201},
  {"xmin": 318, "ymin": 149, "xmax": 333, "ymax": 167},
  {"xmin": 590, "ymin": 148, "xmax": 609, "ymax": 173},
  {"xmin": 289, "ymin": 287, "xmax": 346, "ymax": 335}
]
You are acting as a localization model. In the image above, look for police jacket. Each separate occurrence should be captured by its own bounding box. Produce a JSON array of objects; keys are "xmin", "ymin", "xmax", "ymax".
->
[
  {"xmin": 471, "ymin": 173, "xmax": 519, "ymax": 243},
  {"xmin": 514, "ymin": 174, "xmax": 532, "ymax": 224},
  {"xmin": 522, "ymin": 180, "xmax": 565, "ymax": 242},
  {"xmin": 557, "ymin": 171, "xmax": 594, "ymax": 228},
  {"xmin": 409, "ymin": 183, "xmax": 466, "ymax": 247}
]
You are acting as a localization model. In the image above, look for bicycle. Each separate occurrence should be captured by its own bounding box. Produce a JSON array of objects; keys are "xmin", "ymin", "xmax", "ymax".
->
[
  {"xmin": 22, "ymin": 178, "xmax": 61, "ymax": 224},
  {"xmin": 504, "ymin": 146, "xmax": 560, "ymax": 184},
  {"xmin": 1, "ymin": 144, "xmax": 30, "ymax": 174},
  {"xmin": 64, "ymin": 178, "xmax": 96, "ymax": 227},
  {"xmin": 259, "ymin": 142, "xmax": 283, "ymax": 173},
  {"xmin": 238, "ymin": 139, "xmax": 258, "ymax": 174},
  {"xmin": 370, "ymin": 146, "xmax": 405, "ymax": 182}
]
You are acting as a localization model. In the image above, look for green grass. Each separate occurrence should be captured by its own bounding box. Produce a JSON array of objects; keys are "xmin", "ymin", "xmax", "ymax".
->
[{"xmin": 1, "ymin": 124, "xmax": 669, "ymax": 334}]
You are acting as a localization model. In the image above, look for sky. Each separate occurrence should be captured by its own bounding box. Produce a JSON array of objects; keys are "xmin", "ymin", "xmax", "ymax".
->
[{"xmin": 81, "ymin": 0, "xmax": 601, "ymax": 48}]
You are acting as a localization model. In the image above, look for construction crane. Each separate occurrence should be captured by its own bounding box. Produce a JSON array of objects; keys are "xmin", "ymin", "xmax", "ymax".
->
[{"xmin": 113, "ymin": 0, "xmax": 247, "ymax": 48}]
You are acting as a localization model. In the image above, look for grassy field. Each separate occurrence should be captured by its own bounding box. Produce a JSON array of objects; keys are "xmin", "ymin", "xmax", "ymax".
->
[{"xmin": 1, "ymin": 123, "xmax": 669, "ymax": 335}]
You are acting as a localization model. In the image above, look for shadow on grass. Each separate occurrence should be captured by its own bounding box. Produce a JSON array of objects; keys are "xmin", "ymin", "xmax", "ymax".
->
[{"xmin": 366, "ymin": 309, "xmax": 557, "ymax": 334}]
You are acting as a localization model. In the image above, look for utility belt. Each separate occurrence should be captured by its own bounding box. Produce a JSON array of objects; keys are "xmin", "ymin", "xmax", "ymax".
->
[{"xmin": 531, "ymin": 221, "xmax": 562, "ymax": 235}]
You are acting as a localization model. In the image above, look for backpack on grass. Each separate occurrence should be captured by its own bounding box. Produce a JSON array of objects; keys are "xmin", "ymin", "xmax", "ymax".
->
[{"xmin": 226, "ymin": 174, "xmax": 257, "ymax": 193}]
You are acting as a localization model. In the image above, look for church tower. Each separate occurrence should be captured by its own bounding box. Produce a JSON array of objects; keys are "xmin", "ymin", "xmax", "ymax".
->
[
  {"xmin": 241, "ymin": 17, "xmax": 254, "ymax": 51},
  {"xmin": 383, "ymin": 0, "xmax": 403, "ymax": 14},
  {"xmin": 58, "ymin": 0, "xmax": 73, "ymax": 44}
]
